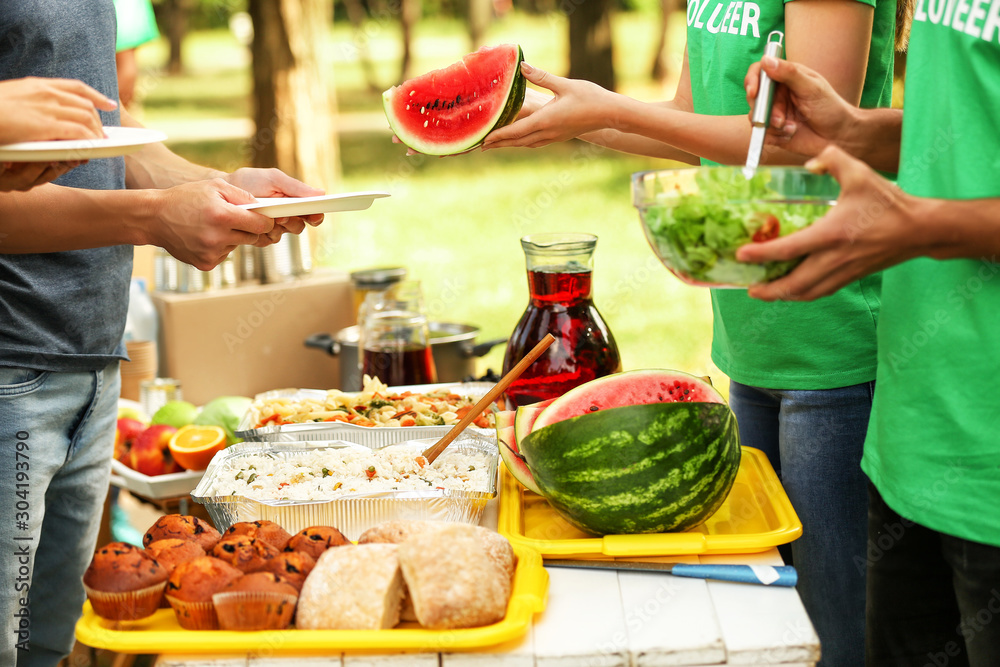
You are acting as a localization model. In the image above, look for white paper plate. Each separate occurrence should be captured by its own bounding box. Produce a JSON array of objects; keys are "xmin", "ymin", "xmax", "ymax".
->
[
  {"xmin": 0, "ymin": 126, "xmax": 167, "ymax": 162},
  {"xmin": 240, "ymin": 191, "xmax": 390, "ymax": 218}
]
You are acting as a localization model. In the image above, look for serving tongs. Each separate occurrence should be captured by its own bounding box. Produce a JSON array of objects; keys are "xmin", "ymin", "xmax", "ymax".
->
[
  {"xmin": 743, "ymin": 30, "xmax": 785, "ymax": 179},
  {"xmin": 422, "ymin": 334, "xmax": 555, "ymax": 464}
]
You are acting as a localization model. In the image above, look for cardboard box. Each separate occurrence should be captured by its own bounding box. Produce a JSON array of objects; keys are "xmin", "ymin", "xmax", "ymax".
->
[
  {"xmin": 152, "ymin": 271, "xmax": 354, "ymax": 406},
  {"xmin": 132, "ymin": 245, "xmax": 155, "ymax": 285}
]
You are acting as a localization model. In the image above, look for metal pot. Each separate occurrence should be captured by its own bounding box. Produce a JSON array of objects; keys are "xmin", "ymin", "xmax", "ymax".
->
[{"xmin": 305, "ymin": 322, "xmax": 507, "ymax": 391}]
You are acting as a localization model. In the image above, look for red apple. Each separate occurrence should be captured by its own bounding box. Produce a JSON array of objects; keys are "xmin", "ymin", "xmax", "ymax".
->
[
  {"xmin": 130, "ymin": 424, "xmax": 182, "ymax": 476},
  {"xmin": 115, "ymin": 417, "xmax": 146, "ymax": 465}
]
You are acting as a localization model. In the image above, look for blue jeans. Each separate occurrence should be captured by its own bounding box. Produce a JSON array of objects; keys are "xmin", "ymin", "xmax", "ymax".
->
[
  {"xmin": 0, "ymin": 364, "xmax": 119, "ymax": 667},
  {"xmin": 728, "ymin": 380, "xmax": 873, "ymax": 667},
  {"xmin": 867, "ymin": 481, "xmax": 1000, "ymax": 666}
]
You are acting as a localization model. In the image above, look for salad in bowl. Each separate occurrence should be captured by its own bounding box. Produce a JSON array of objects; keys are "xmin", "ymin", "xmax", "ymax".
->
[{"xmin": 632, "ymin": 166, "xmax": 839, "ymax": 288}]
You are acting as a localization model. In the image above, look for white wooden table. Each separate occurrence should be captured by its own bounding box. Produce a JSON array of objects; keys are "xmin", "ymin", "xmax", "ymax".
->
[{"xmin": 153, "ymin": 502, "xmax": 819, "ymax": 667}]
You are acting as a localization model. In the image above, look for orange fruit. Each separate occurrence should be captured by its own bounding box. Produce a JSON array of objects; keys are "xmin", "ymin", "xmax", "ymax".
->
[{"xmin": 167, "ymin": 425, "xmax": 227, "ymax": 471}]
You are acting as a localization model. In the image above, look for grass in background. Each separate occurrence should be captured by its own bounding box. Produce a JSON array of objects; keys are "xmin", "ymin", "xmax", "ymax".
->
[{"xmin": 139, "ymin": 9, "xmax": 726, "ymax": 392}]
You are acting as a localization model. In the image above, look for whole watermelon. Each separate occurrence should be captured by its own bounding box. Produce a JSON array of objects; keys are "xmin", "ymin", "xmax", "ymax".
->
[{"xmin": 519, "ymin": 401, "xmax": 740, "ymax": 535}]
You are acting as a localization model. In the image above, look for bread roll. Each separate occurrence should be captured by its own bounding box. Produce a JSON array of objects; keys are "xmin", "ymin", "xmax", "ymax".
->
[
  {"xmin": 397, "ymin": 523, "xmax": 510, "ymax": 629},
  {"xmin": 359, "ymin": 520, "xmax": 515, "ymax": 587},
  {"xmin": 296, "ymin": 544, "xmax": 404, "ymax": 630}
]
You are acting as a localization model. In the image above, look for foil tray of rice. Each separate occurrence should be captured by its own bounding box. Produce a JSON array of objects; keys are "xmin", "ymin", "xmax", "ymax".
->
[
  {"xmin": 234, "ymin": 380, "xmax": 496, "ymax": 446},
  {"xmin": 190, "ymin": 432, "xmax": 498, "ymax": 540}
]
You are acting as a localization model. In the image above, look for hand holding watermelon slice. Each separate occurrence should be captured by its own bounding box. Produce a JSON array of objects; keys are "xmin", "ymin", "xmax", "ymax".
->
[
  {"xmin": 481, "ymin": 63, "xmax": 621, "ymax": 151},
  {"xmin": 383, "ymin": 44, "xmax": 527, "ymax": 156}
]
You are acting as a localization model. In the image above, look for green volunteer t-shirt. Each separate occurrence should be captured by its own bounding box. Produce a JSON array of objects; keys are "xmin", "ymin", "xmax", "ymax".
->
[
  {"xmin": 114, "ymin": 0, "xmax": 160, "ymax": 52},
  {"xmin": 685, "ymin": 0, "xmax": 896, "ymax": 389},
  {"xmin": 862, "ymin": 6, "xmax": 1000, "ymax": 546}
]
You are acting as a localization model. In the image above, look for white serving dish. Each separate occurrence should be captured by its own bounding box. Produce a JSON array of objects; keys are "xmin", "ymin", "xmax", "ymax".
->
[{"xmin": 109, "ymin": 459, "xmax": 204, "ymax": 500}]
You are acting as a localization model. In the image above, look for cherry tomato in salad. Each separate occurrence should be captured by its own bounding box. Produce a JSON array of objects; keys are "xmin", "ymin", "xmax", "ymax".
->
[{"xmin": 752, "ymin": 215, "xmax": 781, "ymax": 243}]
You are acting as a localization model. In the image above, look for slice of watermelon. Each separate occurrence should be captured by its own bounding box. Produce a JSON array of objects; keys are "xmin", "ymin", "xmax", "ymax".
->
[
  {"xmin": 382, "ymin": 44, "xmax": 526, "ymax": 156},
  {"xmin": 513, "ymin": 397, "xmax": 557, "ymax": 449},
  {"xmin": 495, "ymin": 399, "xmax": 555, "ymax": 495},
  {"xmin": 497, "ymin": 417, "xmax": 543, "ymax": 495},
  {"xmin": 533, "ymin": 369, "xmax": 725, "ymax": 432}
]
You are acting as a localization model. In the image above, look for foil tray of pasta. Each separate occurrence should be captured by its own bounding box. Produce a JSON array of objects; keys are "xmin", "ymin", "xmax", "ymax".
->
[
  {"xmin": 234, "ymin": 378, "xmax": 496, "ymax": 446},
  {"xmin": 190, "ymin": 432, "xmax": 499, "ymax": 540}
]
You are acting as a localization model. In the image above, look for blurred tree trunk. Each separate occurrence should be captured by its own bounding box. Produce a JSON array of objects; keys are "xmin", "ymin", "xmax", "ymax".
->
[
  {"xmin": 161, "ymin": 0, "xmax": 192, "ymax": 74},
  {"xmin": 565, "ymin": 0, "xmax": 615, "ymax": 91},
  {"xmin": 650, "ymin": 0, "xmax": 678, "ymax": 82},
  {"xmin": 521, "ymin": 0, "xmax": 556, "ymax": 12},
  {"xmin": 466, "ymin": 0, "xmax": 493, "ymax": 50},
  {"xmin": 248, "ymin": 0, "xmax": 341, "ymax": 191},
  {"xmin": 341, "ymin": 0, "xmax": 383, "ymax": 92},
  {"xmin": 399, "ymin": 0, "xmax": 422, "ymax": 82}
]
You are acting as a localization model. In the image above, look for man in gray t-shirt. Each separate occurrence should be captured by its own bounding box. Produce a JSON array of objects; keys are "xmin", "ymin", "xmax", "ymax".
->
[{"xmin": 0, "ymin": 2, "xmax": 325, "ymax": 665}]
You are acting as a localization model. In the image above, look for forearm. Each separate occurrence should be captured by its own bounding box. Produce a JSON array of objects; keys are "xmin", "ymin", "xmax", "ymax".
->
[
  {"xmin": 614, "ymin": 97, "xmax": 806, "ymax": 166},
  {"xmin": 578, "ymin": 127, "xmax": 699, "ymax": 164},
  {"xmin": 914, "ymin": 195, "xmax": 1000, "ymax": 261},
  {"xmin": 842, "ymin": 107, "xmax": 903, "ymax": 172},
  {"xmin": 0, "ymin": 184, "xmax": 157, "ymax": 252},
  {"xmin": 576, "ymin": 100, "xmax": 701, "ymax": 163},
  {"xmin": 120, "ymin": 109, "xmax": 224, "ymax": 189}
]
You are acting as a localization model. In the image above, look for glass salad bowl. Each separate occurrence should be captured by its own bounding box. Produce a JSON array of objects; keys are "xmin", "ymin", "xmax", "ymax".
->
[{"xmin": 632, "ymin": 166, "xmax": 840, "ymax": 288}]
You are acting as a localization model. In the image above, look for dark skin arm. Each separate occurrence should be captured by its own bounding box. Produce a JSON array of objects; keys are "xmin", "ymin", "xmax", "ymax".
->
[{"xmin": 736, "ymin": 145, "xmax": 1000, "ymax": 302}]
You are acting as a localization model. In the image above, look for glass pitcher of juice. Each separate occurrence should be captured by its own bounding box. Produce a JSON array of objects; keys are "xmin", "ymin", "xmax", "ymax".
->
[{"xmin": 502, "ymin": 233, "xmax": 622, "ymax": 409}]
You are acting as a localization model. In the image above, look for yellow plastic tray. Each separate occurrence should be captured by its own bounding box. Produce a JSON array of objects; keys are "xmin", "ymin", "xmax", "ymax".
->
[
  {"xmin": 498, "ymin": 446, "xmax": 802, "ymax": 559},
  {"xmin": 75, "ymin": 543, "xmax": 547, "ymax": 654}
]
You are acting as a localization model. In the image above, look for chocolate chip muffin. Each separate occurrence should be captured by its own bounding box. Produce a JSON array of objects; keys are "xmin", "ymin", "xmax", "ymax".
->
[
  {"xmin": 165, "ymin": 556, "xmax": 243, "ymax": 603},
  {"xmin": 285, "ymin": 526, "xmax": 350, "ymax": 560},
  {"xmin": 143, "ymin": 514, "xmax": 221, "ymax": 552},
  {"xmin": 164, "ymin": 556, "xmax": 244, "ymax": 630},
  {"xmin": 211, "ymin": 535, "xmax": 280, "ymax": 573},
  {"xmin": 145, "ymin": 538, "xmax": 207, "ymax": 574},
  {"xmin": 212, "ymin": 572, "xmax": 299, "ymax": 631},
  {"xmin": 223, "ymin": 520, "xmax": 292, "ymax": 551},
  {"xmin": 83, "ymin": 542, "xmax": 168, "ymax": 621},
  {"xmin": 261, "ymin": 550, "xmax": 316, "ymax": 592}
]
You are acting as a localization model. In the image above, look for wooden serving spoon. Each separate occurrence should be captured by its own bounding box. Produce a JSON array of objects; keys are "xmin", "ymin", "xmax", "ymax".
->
[{"xmin": 422, "ymin": 333, "xmax": 555, "ymax": 464}]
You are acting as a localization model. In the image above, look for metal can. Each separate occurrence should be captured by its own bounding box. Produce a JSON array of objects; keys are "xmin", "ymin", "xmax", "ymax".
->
[
  {"xmin": 140, "ymin": 377, "xmax": 183, "ymax": 418},
  {"xmin": 349, "ymin": 266, "xmax": 407, "ymax": 324}
]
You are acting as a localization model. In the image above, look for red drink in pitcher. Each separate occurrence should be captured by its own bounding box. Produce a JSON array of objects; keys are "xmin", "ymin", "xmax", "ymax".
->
[{"xmin": 502, "ymin": 234, "xmax": 621, "ymax": 409}]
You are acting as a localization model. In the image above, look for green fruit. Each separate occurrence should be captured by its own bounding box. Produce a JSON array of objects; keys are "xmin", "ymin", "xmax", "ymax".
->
[
  {"xmin": 150, "ymin": 400, "xmax": 199, "ymax": 429},
  {"xmin": 193, "ymin": 396, "xmax": 252, "ymax": 445},
  {"xmin": 117, "ymin": 405, "xmax": 148, "ymax": 424},
  {"xmin": 520, "ymin": 401, "xmax": 741, "ymax": 536}
]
